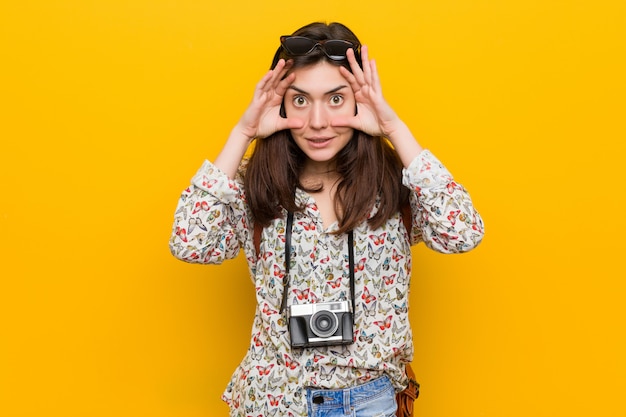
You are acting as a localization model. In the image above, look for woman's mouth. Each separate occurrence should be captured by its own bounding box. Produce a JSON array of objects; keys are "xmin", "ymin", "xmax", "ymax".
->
[{"xmin": 307, "ymin": 136, "xmax": 333, "ymax": 146}]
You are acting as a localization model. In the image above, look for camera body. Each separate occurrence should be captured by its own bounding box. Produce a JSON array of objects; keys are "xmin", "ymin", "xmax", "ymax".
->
[{"xmin": 288, "ymin": 300, "xmax": 354, "ymax": 348}]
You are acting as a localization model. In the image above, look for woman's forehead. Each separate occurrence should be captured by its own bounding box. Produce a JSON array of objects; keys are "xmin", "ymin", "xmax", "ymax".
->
[{"xmin": 288, "ymin": 62, "xmax": 349, "ymax": 95}]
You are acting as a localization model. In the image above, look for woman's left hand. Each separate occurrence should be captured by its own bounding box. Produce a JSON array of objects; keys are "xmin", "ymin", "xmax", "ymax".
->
[{"xmin": 334, "ymin": 46, "xmax": 403, "ymax": 139}]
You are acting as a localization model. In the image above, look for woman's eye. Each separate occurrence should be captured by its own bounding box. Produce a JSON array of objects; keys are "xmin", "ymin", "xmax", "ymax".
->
[
  {"xmin": 293, "ymin": 96, "xmax": 307, "ymax": 107},
  {"xmin": 330, "ymin": 95, "xmax": 344, "ymax": 106}
]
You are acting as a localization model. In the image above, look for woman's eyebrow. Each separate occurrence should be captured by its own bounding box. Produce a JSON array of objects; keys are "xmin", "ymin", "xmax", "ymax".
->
[{"xmin": 288, "ymin": 85, "xmax": 349, "ymax": 95}]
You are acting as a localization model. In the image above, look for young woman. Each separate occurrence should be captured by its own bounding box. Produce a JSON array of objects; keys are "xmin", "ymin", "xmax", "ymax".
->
[{"xmin": 170, "ymin": 22, "xmax": 484, "ymax": 417}]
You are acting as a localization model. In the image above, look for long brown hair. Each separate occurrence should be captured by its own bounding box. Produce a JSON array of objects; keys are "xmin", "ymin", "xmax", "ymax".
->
[{"xmin": 244, "ymin": 22, "xmax": 409, "ymax": 234}]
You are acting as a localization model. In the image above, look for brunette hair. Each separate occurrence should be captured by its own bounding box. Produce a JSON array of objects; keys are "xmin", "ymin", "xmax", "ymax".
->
[{"xmin": 244, "ymin": 22, "xmax": 409, "ymax": 234}]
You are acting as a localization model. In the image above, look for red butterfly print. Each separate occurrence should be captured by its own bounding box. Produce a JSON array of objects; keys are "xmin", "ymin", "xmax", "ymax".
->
[
  {"xmin": 298, "ymin": 220, "xmax": 316, "ymax": 231},
  {"xmin": 374, "ymin": 315, "xmax": 393, "ymax": 330},
  {"xmin": 192, "ymin": 200, "xmax": 210, "ymax": 214},
  {"xmin": 440, "ymin": 232, "xmax": 459, "ymax": 244},
  {"xmin": 293, "ymin": 288, "xmax": 310, "ymax": 300},
  {"xmin": 284, "ymin": 354, "xmax": 299, "ymax": 370},
  {"xmin": 200, "ymin": 178, "xmax": 218, "ymax": 189},
  {"xmin": 392, "ymin": 248, "xmax": 404, "ymax": 262},
  {"xmin": 361, "ymin": 286, "xmax": 377, "ymax": 304},
  {"xmin": 446, "ymin": 181, "xmax": 459, "ymax": 194},
  {"xmin": 383, "ymin": 275, "xmax": 395, "ymax": 285},
  {"xmin": 368, "ymin": 232, "xmax": 386, "ymax": 245},
  {"xmin": 175, "ymin": 227, "xmax": 187, "ymax": 242},
  {"xmin": 273, "ymin": 264, "xmax": 285, "ymax": 279},
  {"xmin": 268, "ymin": 393, "xmax": 283, "ymax": 406},
  {"xmin": 256, "ymin": 364, "xmax": 274, "ymax": 375},
  {"xmin": 328, "ymin": 278, "xmax": 342, "ymax": 289},
  {"xmin": 262, "ymin": 303, "xmax": 278, "ymax": 315},
  {"xmin": 472, "ymin": 222, "xmax": 483, "ymax": 232},
  {"xmin": 313, "ymin": 353, "xmax": 325, "ymax": 363},
  {"xmin": 355, "ymin": 258, "xmax": 366, "ymax": 272},
  {"xmin": 447, "ymin": 210, "xmax": 461, "ymax": 225}
]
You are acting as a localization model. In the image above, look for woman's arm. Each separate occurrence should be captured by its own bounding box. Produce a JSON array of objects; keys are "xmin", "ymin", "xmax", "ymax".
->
[
  {"xmin": 170, "ymin": 60, "xmax": 303, "ymax": 263},
  {"xmin": 338, "ymin": 46, "xmax": 484, "ymax": 252},
  {"xmin": 169, "ymin": 161, "xmax": 249, "ymax": 264},
  {"xmin": 403, "ymin": 150, "xmax": 484, "ymax": 253}
]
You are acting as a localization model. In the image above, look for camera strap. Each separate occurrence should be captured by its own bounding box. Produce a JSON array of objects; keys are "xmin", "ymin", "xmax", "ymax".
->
[{"xmin": 281, "ymin": 211, "xmax": 356, "ymax": 314}]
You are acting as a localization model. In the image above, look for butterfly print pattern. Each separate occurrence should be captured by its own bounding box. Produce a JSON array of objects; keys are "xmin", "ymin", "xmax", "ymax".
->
[{"xmin": 169, "ymin": 150, "xmax": 484, "ymax": 417}]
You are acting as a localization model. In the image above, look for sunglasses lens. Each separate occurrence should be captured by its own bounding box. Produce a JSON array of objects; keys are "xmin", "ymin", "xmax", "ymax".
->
[
  {"xmin": 323, "ymin": 40, "xmax": 353, "ymax": 60},
  {"xmin": 283, "ymin": 36, "xmax": 316, "ymax": 55},
  {"xmin": 281, "ymin": 37, "xmax": 356, "ymax": 60}
]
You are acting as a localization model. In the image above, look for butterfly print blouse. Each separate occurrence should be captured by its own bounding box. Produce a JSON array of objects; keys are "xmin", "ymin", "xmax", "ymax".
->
[{"xmin": 169, "ymin": 149, "xmax": 484, "ymax": 417}]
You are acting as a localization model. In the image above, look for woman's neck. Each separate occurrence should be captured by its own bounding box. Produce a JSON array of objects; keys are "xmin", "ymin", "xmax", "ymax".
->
[
  {"xmin": 303, "ymin": 157, "xmax": 339, "ymax": 176},
  {"xmin": 301, "ymin": 161, "xmax": 340, "ymax": 189}
]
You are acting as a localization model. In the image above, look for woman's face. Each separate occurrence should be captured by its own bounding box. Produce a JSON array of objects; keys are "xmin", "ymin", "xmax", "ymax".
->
[{"xmin": 284, "ymin": 61, "xmax": 355, "ymax": 171}]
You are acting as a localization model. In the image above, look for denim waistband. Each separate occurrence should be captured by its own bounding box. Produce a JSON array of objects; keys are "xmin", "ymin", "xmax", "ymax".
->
[{"xmin": 306, "ymin": 375, "xmax": 393, "ymax": 412}]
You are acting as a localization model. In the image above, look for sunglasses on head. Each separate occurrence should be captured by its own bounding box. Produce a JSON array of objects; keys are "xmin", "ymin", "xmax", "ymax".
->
[{"xmin": 280, "ymin": 36, "xmax": 359, "ymax": 61}]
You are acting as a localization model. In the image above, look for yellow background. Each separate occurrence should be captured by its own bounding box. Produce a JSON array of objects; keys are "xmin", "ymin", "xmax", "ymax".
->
[{"xmin": 1, "ymin": 0, "xmax": 625, "ymax": 416}]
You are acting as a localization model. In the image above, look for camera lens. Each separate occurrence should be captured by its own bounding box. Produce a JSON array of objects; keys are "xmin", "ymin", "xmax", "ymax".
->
[{"xmin": 310, "ymin": 310, "xmax": 339, "ymax": 338}]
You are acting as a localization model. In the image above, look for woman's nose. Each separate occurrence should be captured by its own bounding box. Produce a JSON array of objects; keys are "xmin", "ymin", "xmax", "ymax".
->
[{"xmin": 309, "ymin": 104, "xmax": 329, "ymax": 129}]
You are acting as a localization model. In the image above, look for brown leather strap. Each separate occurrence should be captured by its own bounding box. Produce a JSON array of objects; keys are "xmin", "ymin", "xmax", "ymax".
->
[{"xmin": 396, "ymin": 363, "xmax": 420, "ymax": 417}]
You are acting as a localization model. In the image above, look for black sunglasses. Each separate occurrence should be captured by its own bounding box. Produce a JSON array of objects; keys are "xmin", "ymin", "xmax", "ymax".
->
[{"xmin": 280, "ymin": 36, "xmax": 359, "ymax": 61}]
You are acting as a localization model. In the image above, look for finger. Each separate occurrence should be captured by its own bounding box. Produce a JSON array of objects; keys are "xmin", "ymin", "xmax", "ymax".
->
[
  {"xmin": 255, "ymin": 67, "xmax": 276, "ymax": 93},
  {"xmin": 360, "ymin": 45, "xmax": 372, "ymax": 85},
  {"xmin": 339, "ymin": 66, "xmax": 361, "ymax": 94},
  {"xmin": 275, "ymin": 72, "xmax": 295, "ymax": 98},
  {"xmin": 347, "ymin": 48, "xmax": 365, "ymax": 86},
  {"xmin": 330, "ymin": 115, "xmax": 360, "ymax": 130},
  {"xmin": 274, "ymin": 59, "xmax": 293, "ymax": 82},
  {"xmin": 267, "ymin": 59, "xmax": 286, "ymax": 89},
  {"xmin": 264, "ymin": 59, "xmax": 292, "ymax": 94},
  {"xmin": 285, "ymin": 117, "xmax": 304, "ymax": 130},
  {"xmin": 369, "ymin": 58, "xmax": 380, "ymax": 95},
  {"xmin": 272, "ymin": 116, "xmax": 304, "ymax": 134}
]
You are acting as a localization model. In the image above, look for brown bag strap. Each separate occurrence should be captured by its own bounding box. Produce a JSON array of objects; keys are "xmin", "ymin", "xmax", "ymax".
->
[{"xmin": 396, "ymin": 363, "xmax": 420, "ymax": 417}]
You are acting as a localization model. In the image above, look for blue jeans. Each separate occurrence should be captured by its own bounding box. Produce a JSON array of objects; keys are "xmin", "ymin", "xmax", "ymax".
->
[{"xmin": 306, "ymin": 376, "xmax": 397, "ymax": 417}]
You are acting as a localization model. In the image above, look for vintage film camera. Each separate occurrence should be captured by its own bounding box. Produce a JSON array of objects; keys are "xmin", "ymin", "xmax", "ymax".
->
[{"xmin": 288, "ymin": 300, "xmax": 353, "ymax": 348}]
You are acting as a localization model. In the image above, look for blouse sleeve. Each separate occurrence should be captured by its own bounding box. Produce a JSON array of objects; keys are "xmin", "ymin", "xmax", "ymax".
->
[
  {"xmin": 169, "ymin": 160, "xmax": 252, "ymax": 264},
  {"xmin": 402, "ymin": 150, "xmax": 485, "ymax": 253}
]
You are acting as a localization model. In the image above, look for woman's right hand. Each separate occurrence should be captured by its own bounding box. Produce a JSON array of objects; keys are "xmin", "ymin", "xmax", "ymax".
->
[{"xmin": 236, "ymin": 59, "xmax": 303, "ymax": 140}]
